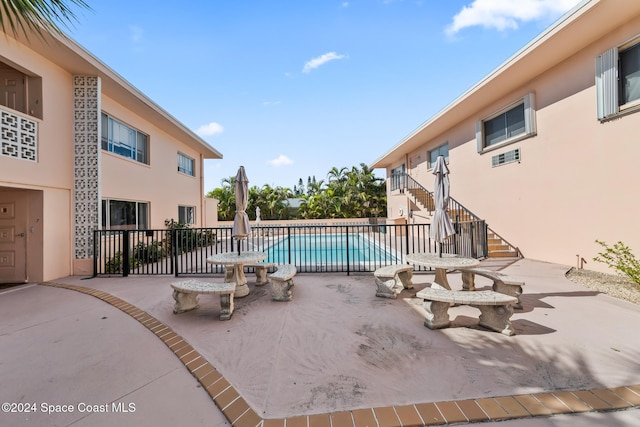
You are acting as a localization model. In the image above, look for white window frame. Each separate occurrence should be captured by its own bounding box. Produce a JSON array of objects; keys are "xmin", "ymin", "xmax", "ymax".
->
[
  {"xmin": 101, "ymin": 113, "xmax": 149, "ymax": 164},
  {"xmin": 428, "ymin": 143, "xmax": 449, "ymax": 169},
  {"xmin": 476, "ymin": 93, "xmax": 536, "ymax": 153},
  {"xmin": 178, "ymin": 205, "xmax": 195, "ymax": 225},
  {"xmin": 596, "ymin": 37, "xmax": 640, "ymax": 120},
  {"xmin": 178, "ymin": 152, "xmax": 195, "ymax": 176}
]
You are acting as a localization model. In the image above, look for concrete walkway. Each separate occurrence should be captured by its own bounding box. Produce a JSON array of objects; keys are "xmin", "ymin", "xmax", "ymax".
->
[{"xmin": 1, "ymin": 258, "xmax": 639, "ymax": 426}]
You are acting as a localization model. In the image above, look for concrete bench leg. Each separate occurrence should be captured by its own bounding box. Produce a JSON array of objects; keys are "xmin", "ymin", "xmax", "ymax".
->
[
  {"xmin": 173, "ymin": 290, "xmax": 199, "ymax": 314},
  {"xmin": 493, "ymin": 282, "xmax": 523, "ymax": 309},
  {"xmin": 423, "ymin": 300, "xmax": 451, "ymax": 329},
  {"xmin": 219, "ymin": 293, "xmax": 234, "ymax": 320},
  {"xmin": 224, "ymin": 265, "xmax": 235, "ymax": 283},
  {"xmin": 375, "ymin": 278, "xmax": 400, "ymax": 299},
  {"xmin": 397, "ymin": 270, "xmax": 414, "ymax": 289},
  {"xmin": 271, "ymin": 279, "xmax": 294, "ymax": 301},
  {"xmin": 461, "ymin": 271, "xmax": 476, "ymax": 291},
  {"xmin": 475, "ymin": 304, "xmax": 515, "ymax": 336},
  {"xmin": 254, "ymin": 267, "xmax": 269, "ymax": 286}
]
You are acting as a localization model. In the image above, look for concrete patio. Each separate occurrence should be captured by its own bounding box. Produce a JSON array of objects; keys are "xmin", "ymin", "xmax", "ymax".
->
[{"xmin": 1, "ymin": 258, "xmax": 639, "ymax": 426}]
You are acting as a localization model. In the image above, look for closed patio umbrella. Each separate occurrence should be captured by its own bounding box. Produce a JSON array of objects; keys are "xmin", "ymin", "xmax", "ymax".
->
[
  {"xmin": 429, "ymin": 155, "xmax": 455, "ymax": 256},
  {"xmin": 232, "ymin": 166, "xmax": 251, "ymax": 254}
]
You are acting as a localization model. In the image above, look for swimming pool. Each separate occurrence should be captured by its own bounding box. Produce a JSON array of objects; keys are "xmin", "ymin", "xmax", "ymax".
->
[{"xmin": 264, "ymin": 232, "xmax": 398, "ymax": 269}]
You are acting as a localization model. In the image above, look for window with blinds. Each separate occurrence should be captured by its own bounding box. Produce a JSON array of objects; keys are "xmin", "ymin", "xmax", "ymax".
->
[
  {"xmin": 476, "ymin": 93, "xmax": 536, "ymax": 152},
  {"xmin": 596, "ymin": 38, "xmax": 640, "ymax": 120}
]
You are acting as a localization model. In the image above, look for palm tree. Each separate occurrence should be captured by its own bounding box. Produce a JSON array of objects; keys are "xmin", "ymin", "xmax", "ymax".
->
[
  {"xmin": 1, "ymin": 0, "xmax": 91, "ymax": 39},
  {"xmin": 206, "ymin": 176, "xmax": 236, "ymax": 221},
  {"xmin": 327, "ymin": 166, "xmax": 347, "ymax": 184}
]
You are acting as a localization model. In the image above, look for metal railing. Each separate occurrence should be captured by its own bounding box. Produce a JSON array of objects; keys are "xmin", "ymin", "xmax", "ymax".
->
[
  {"xmin": 93, "ymin": 221, "xmax": 487, "ymax": 277},
  {"xmin": 392, "ymin": 172, "xmax": 481, "ymax": 221}
]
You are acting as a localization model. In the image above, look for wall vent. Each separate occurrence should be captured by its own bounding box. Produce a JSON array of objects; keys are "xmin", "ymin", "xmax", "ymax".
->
[{"xmin": 492, "ymin": 148, "xmax": 520, "ymax": 167}]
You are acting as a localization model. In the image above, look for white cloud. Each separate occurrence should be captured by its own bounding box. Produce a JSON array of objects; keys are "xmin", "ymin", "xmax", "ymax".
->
[
  {"xmin": 195, "ymin": 122, "xmax": 224, "ymax": 137},
  {"xmin": 268, "ymin": 154, "xmax": 293, "ymax": 167},
  {"xmin": 302, "ymin": 52, "xmax": 347, "ymax": 74},
  {"xmin": 445, "ymin": 0, "xmax": 581, "ymax": 36}
]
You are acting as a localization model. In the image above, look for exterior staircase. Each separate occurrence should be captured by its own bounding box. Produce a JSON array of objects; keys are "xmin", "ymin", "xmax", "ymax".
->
[
  {"xmin": 407, "ymin": 186, "xmax": 435, "ymax": 211},
  {"xmin": 399, "ymin": 173, "xmax": 521, "ymax": 259},
  {"xmin": 487, "ymin": 230, "xmax": 520, "ymax": 258}
]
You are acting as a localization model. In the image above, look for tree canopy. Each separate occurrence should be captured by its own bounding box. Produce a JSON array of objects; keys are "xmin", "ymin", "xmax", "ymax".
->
[{"xmin": 207, "ymin": 163, "xmax": 386, "ymax": 221}]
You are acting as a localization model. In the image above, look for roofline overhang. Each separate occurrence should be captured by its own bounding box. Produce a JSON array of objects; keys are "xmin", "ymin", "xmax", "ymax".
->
[
  {"xmin": 2, "ymin": 27, "xmax": 222, "ymax": 160},
  {"xmin": 371, "ymin": 0, "xmax": 640, "ymax": 170}
]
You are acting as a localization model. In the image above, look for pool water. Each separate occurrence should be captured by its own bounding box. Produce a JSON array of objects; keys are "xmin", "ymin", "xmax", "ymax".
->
[{"xmin": 264, "ymin": 233, "xmax": 396, "ymax": 265}]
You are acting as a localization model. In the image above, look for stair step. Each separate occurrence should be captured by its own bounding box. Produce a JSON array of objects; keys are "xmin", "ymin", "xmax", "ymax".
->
[
  {"xmin": 489, "ymin": 243, "xmax": 510, "ymax": 251},
  {"xmin": 488, "ymin": 250, "xmax": 520, "ymax": 258}
]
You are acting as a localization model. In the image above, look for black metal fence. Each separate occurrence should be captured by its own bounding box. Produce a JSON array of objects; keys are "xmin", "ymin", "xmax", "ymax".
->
[{"xmin": 93, "ymin": 221, "xmax": 487, "ymax": 277}]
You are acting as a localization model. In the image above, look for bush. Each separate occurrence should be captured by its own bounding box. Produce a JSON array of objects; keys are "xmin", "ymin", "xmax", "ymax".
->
[
  {"xmin": 164, "ymin": 219, "xmax": 217, "ymax": 255},
  {"xmin": 133, "ymin": 241, "xmax": 166, "ymax": 263},
  {"xmin": 593, "ymin": 240, "xmax": 640, "ymax": 285},
  {"xmin": 104, "ymin": 252, "xmax": 140, "ymax": 274},
  {"xmin": 105, "ymin": 252, "xmax": 123, "ymax": 274}
]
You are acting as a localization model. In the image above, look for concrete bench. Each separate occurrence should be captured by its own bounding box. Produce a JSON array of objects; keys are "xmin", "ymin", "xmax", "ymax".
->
[
  {"xmin": 171, "ymin": 280, "xmax": 236, "ymax": 320},
  {"xmin": 269, "ymin": 264, "xmax": 297, "ymax": 301},
  {"xmin": 416, "ymin": 284, "xmax": 518, "ymax": 336},
  {"xmin": 245, "ymin": 262, "xmax": 277, "ymax": 285},
  {"xmin": 374, "ymin": 264, "xmax": 414, "ymax": 299},
  {"xmin": 459, "ymin": 267, "xmax": 525, "ymax": 309}
]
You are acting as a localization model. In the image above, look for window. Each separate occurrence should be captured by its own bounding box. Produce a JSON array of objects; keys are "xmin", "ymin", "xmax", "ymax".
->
[
  {"xmin": 390, "ymin": 164, "xmax": 405, "ymax": 191},
  {"xmin": 476, "ymin": 93, "xmax": 536, "ymax": 152},
  {"xmin": 0, "ymin": 61, "xmax": 42, "ymax": 119},
  {"xmin": 428, "ymin": 143, "xmax": 449, "ymax": 168},
  {"xmin": 597, "ymin": 39, "xmax": 640, "ymax": 119},
  {"xmin": 101, "ymin": 113, "xmax": 149, "ymax": 164},
  {"xmin": 178, "ymin": 153, "xmax": 195, "ymax": 176},
  {"xmin": 178, "ymin": 206, "xmax": 195, "ymax": 225},
  {"xmin": 102, "ymin": 199, "xmax": 148, "ymax": 230}
]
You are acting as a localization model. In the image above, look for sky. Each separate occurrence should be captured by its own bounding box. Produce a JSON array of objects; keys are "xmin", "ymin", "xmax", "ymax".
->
[{"xmin": 65, "ymin": 0, "xmax": 582, "ymax": 192}]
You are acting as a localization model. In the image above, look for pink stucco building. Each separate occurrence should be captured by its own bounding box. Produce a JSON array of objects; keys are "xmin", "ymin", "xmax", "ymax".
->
[
  {"xmin": 0, "ymin": 28, "xmax": 222, "ymax": 283},
  {"xmin": 373, "ymin": 0, "xmax": 640, "ymax": 272}
]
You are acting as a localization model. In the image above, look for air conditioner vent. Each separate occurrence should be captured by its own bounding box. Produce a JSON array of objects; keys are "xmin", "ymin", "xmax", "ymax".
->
[{"xmin": 492, "ymin": 148, "xmax": 520, "ymax": 167}]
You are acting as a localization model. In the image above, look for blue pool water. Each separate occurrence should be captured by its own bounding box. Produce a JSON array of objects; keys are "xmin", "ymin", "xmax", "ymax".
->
[{"xmin": 264, "ymin": 233, "xmax": 396, "ymax": 265}]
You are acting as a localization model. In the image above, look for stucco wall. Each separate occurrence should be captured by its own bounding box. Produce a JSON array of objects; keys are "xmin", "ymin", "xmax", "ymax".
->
[
  {"xmin": 100, "ymin": 96, "xmax": 204, "ymax": 229},
  {"xmin": 395, "ymin": 16, "xmax": 640, "ymax": 272},
  {"xmin": 1, "ymin": 33, "xmax": 214, "ymax": 281},
  {"xmin": 0, "ymin": 37, "xmax": 75, "ymax": 281}
]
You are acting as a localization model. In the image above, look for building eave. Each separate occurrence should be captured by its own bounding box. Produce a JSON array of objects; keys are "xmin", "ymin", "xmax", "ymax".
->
[
  {"xmin": 372, "ymin": 0, "xmax": 640, "ymax": 169},
  {"xmin": 4, "ymin": 28, "xmax": 223, "ymax": 160}
]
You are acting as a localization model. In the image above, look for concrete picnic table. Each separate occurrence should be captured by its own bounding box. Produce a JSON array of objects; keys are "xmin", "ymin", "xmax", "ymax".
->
[
  {"xmin": 405, "ymin": 252, "xmax": 480, "ymax": 290},
  {"xmin": 206, "ymin": 251, "xmax": 267, "ymax": 298}
]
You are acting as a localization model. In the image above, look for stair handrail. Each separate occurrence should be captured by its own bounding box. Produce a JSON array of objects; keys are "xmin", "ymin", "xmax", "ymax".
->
[
  {"xmin": 405, "ymin": 174, "xmax": 434, "ymax": 212},
  {"xmin": 401, "ymin": 173, "xmax": 481, "ymax": 222}
]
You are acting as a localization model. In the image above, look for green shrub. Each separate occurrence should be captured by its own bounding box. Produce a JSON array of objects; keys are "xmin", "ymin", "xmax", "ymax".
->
[
  {"xmin": 164, "ymin": 219, "xmax": 217, "ymax": 255},
  {"xmin": 593, "ymin": 240, "xmax": 640, "ymax": 285},
  {"xmin": 133, "ymin": 241, "xmax": 166, "ymax": 263},
  {"xmin": 104, "ymin": 251, "xmax": 141, "ymax": 274},
  {"xmin": 105, "ymin": 252, "xmax": 123, "ymax": 274}
]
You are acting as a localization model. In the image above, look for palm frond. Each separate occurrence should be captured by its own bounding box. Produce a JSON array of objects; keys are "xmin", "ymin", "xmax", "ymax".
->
[{"xmin": 1, "ymin": 0, "xmax": 92, "ymax": 39}]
